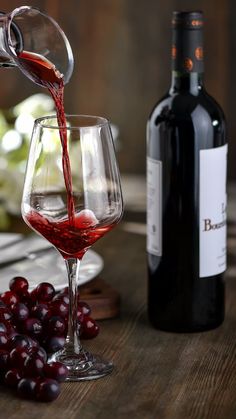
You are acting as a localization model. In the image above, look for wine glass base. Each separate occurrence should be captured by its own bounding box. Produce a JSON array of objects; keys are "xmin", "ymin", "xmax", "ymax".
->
[{"xmin": 48, "ymin": 348, "xmax": 114, "ymax": 381}]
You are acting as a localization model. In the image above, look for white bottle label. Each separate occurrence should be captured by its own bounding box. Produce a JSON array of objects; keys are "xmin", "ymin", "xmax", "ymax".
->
[
  {"xmin": 199, "ymin": 144, "xmax": 227, "ymax": 277},
  {"xmin": 147, "ymin": 157, "xmax": 162, "ymax": 256}
]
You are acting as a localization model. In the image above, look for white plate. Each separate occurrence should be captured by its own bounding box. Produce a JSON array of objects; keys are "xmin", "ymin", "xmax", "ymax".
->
[
  {"xmin": 0, "ymin": 235, "xmax": 103, "ymax": 292},
  {"xmin": 0, "ymin": 233, "xmax": 23, "ymax": 248}
]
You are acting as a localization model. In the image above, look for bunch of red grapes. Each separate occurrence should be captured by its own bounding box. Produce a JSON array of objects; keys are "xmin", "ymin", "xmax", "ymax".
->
[{"xmin": 0, "ymin": 276, "xmax": 99, "ymax": 402}]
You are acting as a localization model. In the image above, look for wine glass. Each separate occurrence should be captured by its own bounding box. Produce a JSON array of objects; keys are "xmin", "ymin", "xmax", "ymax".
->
[{"xmin": 21, "ymin": 115, "xmax": 123, "ymax": 381}]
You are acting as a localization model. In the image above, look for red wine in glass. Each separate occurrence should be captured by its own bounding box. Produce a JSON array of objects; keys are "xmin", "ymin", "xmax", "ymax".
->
[{"xmin": 26, "ymin": 199, "xmax": 115, "ymax": 260}]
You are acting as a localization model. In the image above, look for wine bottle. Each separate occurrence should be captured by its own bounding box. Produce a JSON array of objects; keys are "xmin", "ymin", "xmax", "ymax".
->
[{"xmin": 147, "ymin": 11, "xmax": 227, "ymax": 332}]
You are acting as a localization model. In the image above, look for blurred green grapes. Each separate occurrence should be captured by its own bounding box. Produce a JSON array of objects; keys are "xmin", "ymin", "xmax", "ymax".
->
[{"xmin": 0, "ymin": 94, "xmax": 55, "ymax": 230}]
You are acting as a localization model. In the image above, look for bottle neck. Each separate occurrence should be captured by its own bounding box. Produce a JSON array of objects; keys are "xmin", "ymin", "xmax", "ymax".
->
[
  {"xmin": 171, "ymin": 17, "xmax": 204, "ymax": 94},
  {"xmin": 170, "ymin": 71, "xmax": 204, "ymax": 95}
]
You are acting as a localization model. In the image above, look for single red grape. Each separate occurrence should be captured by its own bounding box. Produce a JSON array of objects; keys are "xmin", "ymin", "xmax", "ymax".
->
[
  {"xmin": 53, "ymin": 294, "xmax": 69, "ymax": 306},
  {"xmin": 9, "ymin": 277, "xmax": 29, "ymax": 296},
  {"xmin": 50, "ymin": 300, "xmax": 68, "ymax": 318},
  {"xmin": 9, "ymin": 334, "xmax": 31, "ymax": 350},
  {"xmin": 31, "ymin": 303, "xmax": 51, "ymax": 323},
  {"xmin": 23, "ymin": 318, "xmax": 42, "ymax": 338},
  {"xmin": 0, "ymin": 332, "xmax": 9, "ymax": 349},
  {"xmin": 11, "ymin": 303, "xmax": 29, "ymax": 322},
  {"xmin": 0, "ymin": 322, "xmax": 7, "ymax": 333},
  {"xmin": 81, "ymin": 316, "xmax": 100, "ymax": 339},
  {"xmin": 0, "ymin": 291, "xmax": 19, "ymax": 306},
  {"xmin": 0, "ymin": 307, "xmax": 12, "ymax": 322},
  {"xmin": 36, "ymin": 378, "xmax": 60, "ymax": 402},
  {"xmin": 27, "ymin": 336, "xmax": 39, "ymax": 349},
  {"xmin": 47, "ymin": 316, "xmax": 66, "ymax": 336},
  {"xmin": 36, "ymin": 283, "xmax": 55, "ymax": 302},
  {"xmin": 46, "ymin": 336, "xmax": 65, "ymax": 353},
  {"xmin": 2, "ymin": 320, "xmax": 15, "ymax": 335},
  {"xmin": 9, "ymin": 347, "xmax": 29, "ymax": 369},
  {"xmin": 5, "ymin": 368, "xmax": 23, "ymax": 387},
  {"xmin": 17, "ymin": 377, "xmax": 38, "ymax": 399},
  {"xmin": 28, "ymin": 346, "xmax": 47, "ymax": 363},
  {"xmin": 8, "ymin": 330, "xmax": 19, "ymax": 340},
  {"xmin": 78, "ymin": 301, "xmax": 91, "ymax": 316},
  {"xmin": 43, "ymin": 361, "xmax": 68, "ymax": 382},
  {"xmin": 24, "ymin": 354, "xmax": 45, "ymax": 377}
]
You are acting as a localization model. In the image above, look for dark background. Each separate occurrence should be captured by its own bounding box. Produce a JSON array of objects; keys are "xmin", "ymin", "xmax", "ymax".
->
[{"xmin": 0, "ymin": 0, "xmax": 234, "ymax": 178}]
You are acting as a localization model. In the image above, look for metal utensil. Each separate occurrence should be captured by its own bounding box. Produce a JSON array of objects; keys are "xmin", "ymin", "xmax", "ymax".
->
[{"xmin": 0, "ymin": 245, "xmax": 54, "ymax": 269}]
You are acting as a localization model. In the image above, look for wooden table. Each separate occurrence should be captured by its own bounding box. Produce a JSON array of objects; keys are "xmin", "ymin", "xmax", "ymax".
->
[{"xmin": 1, "ymin": 206, "xmax": 236, "ymax": 419}]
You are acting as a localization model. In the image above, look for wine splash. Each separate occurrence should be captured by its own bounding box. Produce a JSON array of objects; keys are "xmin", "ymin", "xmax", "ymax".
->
[
  {"xmin": 26, "ymin": 201, "xmax": 114, "ymax": 259},
  {"xmin": 17, "ymin": 50, "xmax": 75, "ymax": 224}
]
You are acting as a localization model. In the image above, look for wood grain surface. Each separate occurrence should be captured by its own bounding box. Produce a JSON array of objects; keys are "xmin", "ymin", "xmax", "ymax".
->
[{"xmin": 0, "ymin": 207, "xmax": 235, "ymax": 418}]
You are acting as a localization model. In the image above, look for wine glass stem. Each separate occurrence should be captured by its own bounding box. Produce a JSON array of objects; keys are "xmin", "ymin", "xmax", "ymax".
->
[{"xmin": 64, "ymin": 258, "xmax": 81, "ymax": 354}]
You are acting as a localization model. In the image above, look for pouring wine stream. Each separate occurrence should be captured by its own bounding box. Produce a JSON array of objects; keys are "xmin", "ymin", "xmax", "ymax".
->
[{"xmin": 17, "ymin": 50, "xmax": 75, "ymax": 225}]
